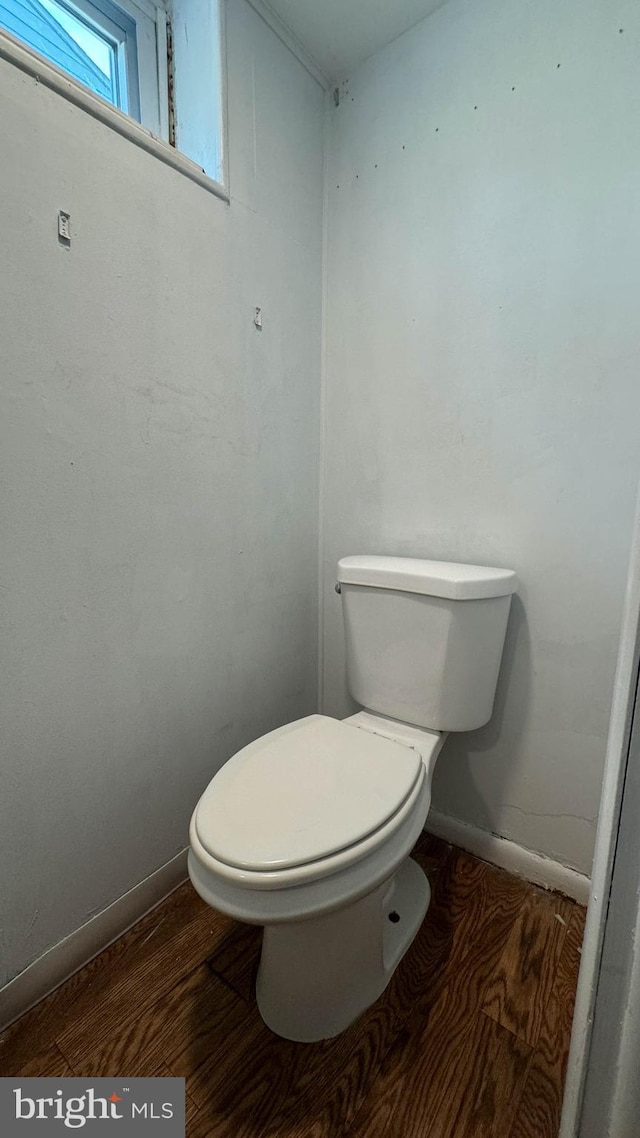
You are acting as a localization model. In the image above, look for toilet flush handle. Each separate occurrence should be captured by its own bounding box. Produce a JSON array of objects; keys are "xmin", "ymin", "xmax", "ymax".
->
[{"xmin": 335, "ymin": 582, "xmax": 341, "ymax": 594}]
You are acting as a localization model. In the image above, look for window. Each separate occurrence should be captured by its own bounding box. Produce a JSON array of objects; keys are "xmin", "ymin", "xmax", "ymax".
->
[
  {"xmin": 0, "ymin": 0, "xmax": 225, "ymax": 190},
  {"xmin": 0, "ymin": 0, "xmax": 166, "ymax": 132}
]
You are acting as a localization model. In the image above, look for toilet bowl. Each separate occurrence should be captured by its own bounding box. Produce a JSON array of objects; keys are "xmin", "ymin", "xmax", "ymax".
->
[
  {"xmin": 189, "ymin": 555, "xmax": 517, "ymax": 1041},
  {"xmin": 188, "ymin": 711, "xmax": 445, "ymax": 1041}
]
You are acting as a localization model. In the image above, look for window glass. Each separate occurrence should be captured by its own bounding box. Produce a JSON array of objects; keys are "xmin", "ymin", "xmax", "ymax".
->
[{"xmin": 40, "ymin": 0, "xmax": 116, "ymax": 100}]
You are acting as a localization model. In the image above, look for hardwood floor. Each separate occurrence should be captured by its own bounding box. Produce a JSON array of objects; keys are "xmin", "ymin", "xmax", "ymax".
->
[{"xmin": 0, "ymin": 836, "xmax": 585, "ymax": 1137}]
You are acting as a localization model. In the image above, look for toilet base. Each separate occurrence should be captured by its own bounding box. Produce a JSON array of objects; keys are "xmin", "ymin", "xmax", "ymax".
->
[{"xmin": 255, "ymin": 857, "xmax": 430, "ymax": 1042}]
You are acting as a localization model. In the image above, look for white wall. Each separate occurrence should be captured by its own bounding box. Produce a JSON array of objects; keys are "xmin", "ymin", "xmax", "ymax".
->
[
  {"xmin": 321, "ymin": 0, "xmax": 640, "ymax": 876},
  {"xmin": 0, "ymin": 0, "xmax": 324, "ymax": 986}
]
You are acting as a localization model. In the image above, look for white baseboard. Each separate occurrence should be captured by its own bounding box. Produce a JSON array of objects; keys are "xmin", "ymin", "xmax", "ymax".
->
[
  {"xmin": 0, "ymin": 849, "xmax": 189, "ymax": 1034},
  {"xmin": 426, "ymin": 810, "xmax": 591, "ymax": 906}
]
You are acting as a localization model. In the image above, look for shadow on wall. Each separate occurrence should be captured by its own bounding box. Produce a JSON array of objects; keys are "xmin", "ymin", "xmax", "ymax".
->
[{"xmin": 431, "ymin": 594, "xmax": 532, "ymax": 836}]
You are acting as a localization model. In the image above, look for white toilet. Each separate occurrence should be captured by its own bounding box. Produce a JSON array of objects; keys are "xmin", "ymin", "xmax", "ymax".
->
[{"xmin": 188, "ymin": 555, "xmax": 517, "ymax": 1042}]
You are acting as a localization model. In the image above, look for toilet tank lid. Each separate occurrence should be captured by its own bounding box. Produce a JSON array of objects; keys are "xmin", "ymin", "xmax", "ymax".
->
[{"xmin": 337, "ymin": 556, "xmax": 518, "ymax": 600}]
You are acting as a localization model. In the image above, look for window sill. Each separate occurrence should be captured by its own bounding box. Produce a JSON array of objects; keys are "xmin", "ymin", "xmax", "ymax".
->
[{"xmin": 0, "ymin": 28, "xmax": 230, "ymax": 204}]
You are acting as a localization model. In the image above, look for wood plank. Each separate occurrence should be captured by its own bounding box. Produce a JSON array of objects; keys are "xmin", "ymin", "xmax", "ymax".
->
[
  {"xmin": 412, "ymin": 830, "xmax": 451, "ymax": 875},
  {"xmin": 207, "ymin": 924, "xmax": 262, "ymax": 1002},
  {"xmin": 421, "ymin": 1012, "xmax": 531, "ymax": 1138},
  {"xmin": 14, "ymin": 1042, "xmax": 76, "ymax": 1078},
  {"xmin": 55, "ymin": 888, "xmax": 236, "ymax": 1072},
  {"xmin": 62, "ymin": 965, "xmax": 243, "ymax": 1078},
  {"xmin": 153, "ymin": 1062, "xmax": 200, "ymax": 1130},
  {"xmin": 0, "ymin": 881, "xmax": 217, "ymax": 1075},
  {"xmin": 509, "ymin": 906, "xmax": 586, "ymax": 1138},
  {"xmin": 481, "ymin": 889, "xmax": 574, "ymax": 1046}
]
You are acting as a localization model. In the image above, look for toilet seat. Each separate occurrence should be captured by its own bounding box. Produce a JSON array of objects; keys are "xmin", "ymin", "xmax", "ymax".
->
[{"xmin": 193, "ymin": 715, "xmax": 425, "ymax": 890}]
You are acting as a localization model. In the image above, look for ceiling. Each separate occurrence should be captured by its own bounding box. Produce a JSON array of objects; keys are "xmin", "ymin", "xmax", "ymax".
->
[{"xmin": 263, "ymin": 0, "xmax": 447, "ymax": 84}]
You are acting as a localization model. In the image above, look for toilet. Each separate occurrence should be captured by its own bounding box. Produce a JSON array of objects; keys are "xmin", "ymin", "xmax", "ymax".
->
[{"xmin": 188, "ymin": 555, "xmax": 517, "ymax": 1042}]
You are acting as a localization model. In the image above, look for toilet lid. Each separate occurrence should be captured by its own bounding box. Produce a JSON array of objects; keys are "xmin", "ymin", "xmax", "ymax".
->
[{"xmin": 194, "ymin": 715, "xmax": 423, "ymax": 872}]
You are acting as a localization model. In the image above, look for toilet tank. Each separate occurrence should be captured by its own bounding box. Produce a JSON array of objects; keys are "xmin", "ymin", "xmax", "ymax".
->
[{"xmin": 337, "ymin": 556, "xmax": 517, "ymax": 733}]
